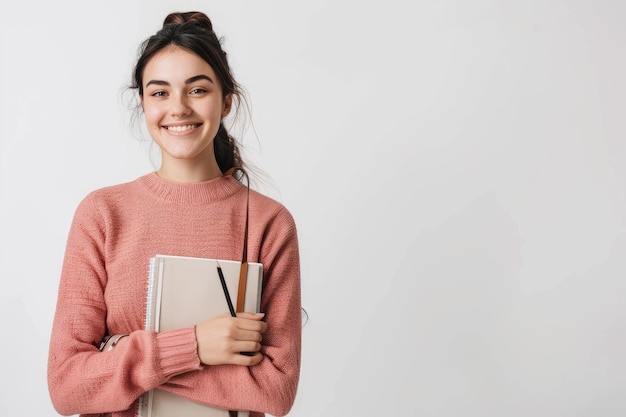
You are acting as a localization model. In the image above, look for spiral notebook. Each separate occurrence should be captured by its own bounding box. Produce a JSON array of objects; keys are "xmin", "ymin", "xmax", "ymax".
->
[{"xmin": 139, "ymin": 254, "xmax": 263, "ymax": 417}]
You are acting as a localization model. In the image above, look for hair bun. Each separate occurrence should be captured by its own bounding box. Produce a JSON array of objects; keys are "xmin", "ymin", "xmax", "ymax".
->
[{"xmin": 163, "ymin": 11, "xmax": 213, "ymax": 32}]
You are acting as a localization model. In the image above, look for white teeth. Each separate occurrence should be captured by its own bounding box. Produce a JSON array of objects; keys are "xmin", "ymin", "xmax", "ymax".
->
[{"xmin": 167, "ymin": 124, "xmax": 197, "ymax": 132}]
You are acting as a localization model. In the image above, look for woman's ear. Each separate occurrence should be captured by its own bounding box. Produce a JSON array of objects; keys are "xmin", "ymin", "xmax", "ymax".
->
[{"xmin": 222, "ymin": 94, "xmax": 233, "ymax": 117}]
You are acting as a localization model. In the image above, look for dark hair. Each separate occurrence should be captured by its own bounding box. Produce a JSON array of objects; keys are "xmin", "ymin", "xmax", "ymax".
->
[{"xmin": 131, "ymin": 11, "xmax": 244, "ymax": 174}]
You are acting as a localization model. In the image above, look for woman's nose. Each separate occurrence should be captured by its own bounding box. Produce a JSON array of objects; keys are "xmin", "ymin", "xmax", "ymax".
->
[{"xmin": 171, "ymin": 96, "xmax": 192, "ymax": 117}]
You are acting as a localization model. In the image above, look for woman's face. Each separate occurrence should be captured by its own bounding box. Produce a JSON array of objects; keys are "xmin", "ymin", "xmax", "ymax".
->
[{"xmin": 141, "ymin": 46, "xmax": 231, "ymax": 175}]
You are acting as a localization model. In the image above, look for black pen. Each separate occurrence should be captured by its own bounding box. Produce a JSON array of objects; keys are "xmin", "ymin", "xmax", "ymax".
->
[
  {"xmin": 216, "ymin": 260, "xmax": 255, "ymax": 356},
  {"xmin": 216, "ymin": 260, "xmax": 237, "ymax": 317}
]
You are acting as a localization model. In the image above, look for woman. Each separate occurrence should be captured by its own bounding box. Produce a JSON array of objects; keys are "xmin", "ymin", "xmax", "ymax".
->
[{"xmin": 47, "ymin": 11, "xmax": 301, "ymax": 417}]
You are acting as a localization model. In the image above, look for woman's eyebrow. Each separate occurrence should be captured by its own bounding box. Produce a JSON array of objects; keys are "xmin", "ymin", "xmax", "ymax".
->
[
  {"xmin": 185, "ymin": 74, "xmax": 215, "ymax": 84},
  {"xmin": 145, "ymin": 79, "xmax": 168, "ymax": 87}
]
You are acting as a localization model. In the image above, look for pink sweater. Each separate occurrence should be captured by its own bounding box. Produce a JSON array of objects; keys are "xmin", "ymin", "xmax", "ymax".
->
[{"xmin": 48, "ymin": 173, "xmax": 301, "ymax": 417}]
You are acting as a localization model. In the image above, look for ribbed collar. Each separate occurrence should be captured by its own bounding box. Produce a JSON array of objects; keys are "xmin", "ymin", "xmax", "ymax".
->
[{"xmin": 136, "ymin": 172, "xmax": 244, "ymax": 206}]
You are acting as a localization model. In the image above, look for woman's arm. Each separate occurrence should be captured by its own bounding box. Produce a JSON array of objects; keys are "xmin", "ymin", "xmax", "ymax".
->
[
  {"xmin": 47, "ymin": 194, "xmax": 203, "ymax": 415},
  {"xmin": 170, "ymin": 206, "xmax": 302, "ymax": 416}
]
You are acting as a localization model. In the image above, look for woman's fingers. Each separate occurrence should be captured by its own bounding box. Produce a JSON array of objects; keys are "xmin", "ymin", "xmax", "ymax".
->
[
  {"xmin": 235, "ymin": 313, "xmax": 268, "ymax": 331},
  {"xmin": 195, "ymin": 314, "xmax": 266, "ymax": 366}
]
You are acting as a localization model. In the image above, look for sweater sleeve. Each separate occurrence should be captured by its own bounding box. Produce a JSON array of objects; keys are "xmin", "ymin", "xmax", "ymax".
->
[
  {"xmin": 47, "ymin": 193, "xmax": 203, "ymax": 416},
  {"xmin": 158, "ymin": 205, "xmax": 302, "ymax": 417}
]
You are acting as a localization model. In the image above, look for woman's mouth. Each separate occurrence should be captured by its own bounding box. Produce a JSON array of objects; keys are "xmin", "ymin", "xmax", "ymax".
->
[{"xmin": 165, "ymin": 124, "xmax": 200, "ymax": 133}]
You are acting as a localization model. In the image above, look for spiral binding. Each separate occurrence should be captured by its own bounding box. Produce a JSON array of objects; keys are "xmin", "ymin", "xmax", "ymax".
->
[{"xmin": 145, "ymin": 256, "xmax": 158, "ymax": 331}]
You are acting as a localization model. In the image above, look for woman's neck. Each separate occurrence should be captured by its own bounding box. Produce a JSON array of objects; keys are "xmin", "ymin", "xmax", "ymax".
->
[{"xmin": 157, "ymin": 159, "xmax": 223, "ymax": 183}]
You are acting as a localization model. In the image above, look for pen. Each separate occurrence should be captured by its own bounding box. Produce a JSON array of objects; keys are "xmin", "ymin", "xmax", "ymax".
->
[
  {"xmin": 216, "ymin": 260, "xmax": 254, "ymax": 356},
  {"xmin": 216, "ymin": 260, "xmax": 237, "ymax": 317}
]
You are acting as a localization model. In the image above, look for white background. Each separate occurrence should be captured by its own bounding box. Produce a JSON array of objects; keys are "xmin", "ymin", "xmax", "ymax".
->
[{"xmin": 1, "ymin": 1, "xmax": 625, "ymax": 416}]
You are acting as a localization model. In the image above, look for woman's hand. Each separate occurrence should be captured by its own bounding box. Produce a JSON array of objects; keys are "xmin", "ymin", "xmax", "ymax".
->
[{"xmin": 195, "ymin": 312, "xmax": 267, "ymax": 366}]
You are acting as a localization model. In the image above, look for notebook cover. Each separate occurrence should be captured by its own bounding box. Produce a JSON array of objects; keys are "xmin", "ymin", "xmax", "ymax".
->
[{"xmin": 140, "ymin": 254, "xmax": 263, "ymax": 417}]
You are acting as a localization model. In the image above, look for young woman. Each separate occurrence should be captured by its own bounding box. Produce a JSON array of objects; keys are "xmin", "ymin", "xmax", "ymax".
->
[{"xmin": 47, "ymin": 11, "xmax": 301, "ymax": 417}]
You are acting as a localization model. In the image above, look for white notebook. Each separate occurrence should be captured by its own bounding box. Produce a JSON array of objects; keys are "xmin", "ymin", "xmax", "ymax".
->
[{"xmin": 139, "ymin": 254, "xmax": 263, "ymax": 417}]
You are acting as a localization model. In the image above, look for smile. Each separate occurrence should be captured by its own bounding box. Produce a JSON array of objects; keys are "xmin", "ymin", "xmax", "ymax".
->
[{"xmin": 165, "ymin": 124, "xmax": 200, "ymax": 133}]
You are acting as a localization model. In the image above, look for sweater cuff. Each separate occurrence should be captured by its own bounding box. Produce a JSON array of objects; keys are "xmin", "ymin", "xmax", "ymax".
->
[{"xmin": 156, "ymin": 326, "xmax": 203, "ymax": 379}]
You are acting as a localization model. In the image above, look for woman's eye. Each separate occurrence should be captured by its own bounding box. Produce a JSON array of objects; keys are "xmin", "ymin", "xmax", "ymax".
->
[
  {"xmin": 190, "ymin": 88, "xmax": 207, "ymax": 95},
  {"xmin": 151, "ymin": 91, "xmax": 167, "ymax": 97}
]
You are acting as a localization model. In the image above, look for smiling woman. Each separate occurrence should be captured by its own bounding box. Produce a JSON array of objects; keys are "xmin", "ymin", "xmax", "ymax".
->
[
  {"xmin": 46, "ymin": 11, "xmax": 302, "ymax": 417},
  {"xmin": 141, "ymin": 46, "xmax": 232, "ymax": 182}
]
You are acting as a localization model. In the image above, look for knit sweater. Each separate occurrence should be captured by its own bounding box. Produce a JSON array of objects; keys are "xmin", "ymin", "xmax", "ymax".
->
[{"xmin": 47, "ymin": 172, "xmax": 301, "ymax": 417}]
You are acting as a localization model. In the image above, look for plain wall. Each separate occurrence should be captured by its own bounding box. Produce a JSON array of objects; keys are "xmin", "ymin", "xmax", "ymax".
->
[{"xmin": 1, "ymin": 1, "xmax": 625, "ymax": 416}]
